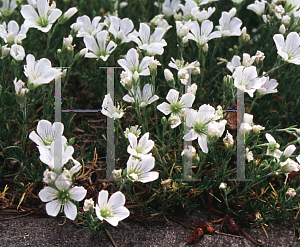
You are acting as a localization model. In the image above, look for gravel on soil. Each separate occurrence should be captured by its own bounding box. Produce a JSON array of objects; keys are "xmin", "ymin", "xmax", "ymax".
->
[{"xmin": 0, "ymin": 209, "xmax": 299, "ymax": 247}]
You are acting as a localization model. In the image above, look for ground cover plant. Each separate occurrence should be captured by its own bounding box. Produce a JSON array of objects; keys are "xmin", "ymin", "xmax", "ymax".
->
[{"xmin": 1, "ymin": 0, "xmax": 300, "ymax": 245}]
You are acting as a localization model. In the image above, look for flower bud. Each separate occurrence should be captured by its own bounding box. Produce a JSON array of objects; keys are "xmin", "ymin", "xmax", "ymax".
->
[
  {"xmin": 229, "ymin": 8, "xmax": 237, "ymax": 17},
  {"xmin": 164, "ymin": 68, "xmax": 174, "ymax": 81},
  {"xmin": 286, "ymin": 188, "xmax": 296, "ymax": 197},
  {"xmin": 283, "ymin": 145, "xmax": 296, "ymax": 158},
  {"xmin": 182, "ymin": 36, "xmax": 188, "ymax": 44},
  {"xmin": 1, "ymin": 44, "xmax": 10, "ymax": 59},
  {"xmin": 133, "ymin": 71, "xmax": 139, "ymax": 83},
  {"xmin": 161, "ymin": 116, "xmax": 168, "ymax": 126},
  {"xmin": 216, "ymin": 105, "xmax": 223, "ymax": 119},
  {"xmin": 161, "ymin": 179, "xmax": 172, "ymax": 189},
  {"xmin": 252, "ymin": 125, "xmax": 265, "ymax": 134},
  {"xmin": 64, "ymin": 7, "xmax": 78, "ymax": 19},
  {"xmin": 219, "ymin": 182, "xmax": 227, "ymax": 190},
  {"xmin": 83, "ymin": 198, "xmax": 94, "ymax": 212},
  {"xmin": 202, "ymin": 43, "xmax": 209, "ymax": 53},
  {"xmin": 43, "ymin": 169, "xmax": 57, "ymax": 184},
  {"xmin": 281, "ymin": 15, "xmax": 291, "ymax": 25},
  {"xmin": 174, "ymin": 12, "xmax": 182, "ymax": 21},
  {"xmin": 223, "ymin": 130, "xmax": 234, "ymax": 150},
  {"xmin": 279, "ymin": 24, "xmax": 286, "ymax": 34},
  {"xmin": 112, "ymin": 169, "xmax": 123, "ymax": 179},
  {"xmin": 149, "ymin": 56, "xmax": 161, "ymax": 76},
  {"xmin": 70, "ymin": 22, "xmax": 83, "ymax": 33}
]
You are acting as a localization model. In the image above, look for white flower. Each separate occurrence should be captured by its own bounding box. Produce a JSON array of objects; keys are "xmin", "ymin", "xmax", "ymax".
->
[
  {"xmin": 286, "ymin": 188, "xmax": 296, "ymax": 197},
  {"xmin": 112, "ymin": 169, "xmax": 123, "ymax": 179},
  {"xmin": 216, "ymin": 8, "xmax": 242, "ymax": 37},
  {"xmin": 157, "ymin": 18, "xmax": 172, "ymax": 32},
  {"xmin": 101, "ymin": 93, "xmax": 124, "ymax": 119},
  {"xmin": 246, "ymin": 148, "xmax": 254, "ymax": 162},
  {"xmin": 83, "ymin": 198, "xmax": 94, "ymax": 212},
  {"xmin": 183, "ymin": 104, "xmax": 220, "ymax": 153},
  {"xmin": 0, "ymin": 0, "xmax": 17, "ymax": 16},
  {"xmin": 175, "ymin": 20, "xmax": 193, "ymax": 38},
  {"xmin": 123, "ymin": 84, "xmax": 159, "ymax": 108},
  {"xmin": 227, "ymin": 55, "xmax": 241, "ymax": 72},
  {"xmin": 187, "ymin": 83, "xmax": 197, "ymax": 95},
  {"xmin": 232, "ymin": 0, "xmax": 244, "ymax": 3},
  {"xmin": 1, "ymin": 44, "xmax": 10, "ymax": 59},
  {"xmin": 219, "ymin": 182, "xmax": 227, "ymax": 189},
  {"xmin": 84, "ymin": 31, "xmax": 117, "ymax": 61},
  {"xmin": 285, "ymin": 0, "xmax": 300, "ymax": 11},
  {"xmin": 10, "ymin": 44, "xmax": 25, "ymax": 61},
  {"xmin": 74, "ymin": 15, "xmax": 104, "ymax": 37},
  {"xmin": 252, "ymin": 125, "xmax": 265, "ymax": 133},
  {"xmin": 127, "ymin": 155, "xmax": 159, "ymax": 183},
  {"xmin": 275, "ymin": 5, "xmax": 285, "ymax": 19},
  {"xmin": 265, "ymin": 133, "xmax": 282, "ymax": 158},
  {"xmin": 181, "ymin": 145, "xmax": 196, "ymax": 158},
  {"xmin": 13, "ymin": 78, "xmax": 28, "ymax": 102},
  {"xmin": 95, "ymin": 190, "xmax": 129, "ymax": 226},
  {"xmin": 232, "ymin": 66, "xmax": 265, "ymax": 97},
  {"xmin": 128, "ymin": 23, "xmax": 167, "ymax": 55},
  {"xmin": 243, "ymin": 53, "xmax": 256, "ymax": 67},
  {"xmin": 38, "ymin": 140, "xmax": 74, "ymax": 171},
  {"xmin": 187, "ymin": 20, "xmax": 221, "ymax": 47},
  {"xmin": 0, "ymin": 21, "xmax": 28, "ymax": 45},
  {"xmin": 168, "ymin": 114, "xmax": 181, "ymax": 128},
  {"xmin": 120, "ymin": 71, "xmax": 133, "ymax": 89},
  {"xmin": 257, "ymin": 76, "xmax": 278, "ymax": 95},
  {"xmin": 157, "ymin": 89, "xmax": 195, "ymax": 128},
  {"xmin": 39, "ymin": 175, "xmax": 87, "ymax": 220},
  {"xmin": 255, "ymin": 50, "xmax": 265, "ymax": 62},
  {"xmin": 262, "ymin": 14, "xmax": 271, "ymax": 23},
  {"xmin": 273, "ymin": 32, "xmax": 300, "ymax": 65},
  {"xmin": 178, "ymin": 68, "xmax": 189, "ymax": 85},
  {"xmin": 161, "ymin": 0, "xmax": 180, "ymax": 16},
  {"xmin": 124, "ymin": 125, "xmax": 141, "ymax": 138},
  {"xmin": 109, "ymin": 16, "xmax": 134, "ymax": 43},
  {"xmin": 247, "ymin": 0, "xmax": 266, "ymax": 16},
  {"xmin": 118, "ymin": 48, "xmax": 151, "ymax": 76},
  {"xmin": 281, "ymin": 158, "xmax": 299, "ymax": 173},
  {"xmin": 223, "ymin": 130, "xmax": 234, "ymax": 149},
  {"xmin": 191, "ymin": 7, "xmax": 216, "ymax": 22},
  {"xmin": 164, "ymin": 68, "xmax": 174, "ymax": 81},
  {"xmin": 43, "ymin": 169, "xmax": 57, "ymax": 184},
  {"xmin": 207, "ymin": 120, "xmax": 227, "ymax": 140},
  {"xmin": 23, "ymin": 54, "xmax": 61, "ymax": 90},
  {"xmin": 20, "ymin": 0, "xmax": 62, "ymax": 33},
  {"xmin": 127, "ymin": 132, "xmax": 154, "ymax": 157},
  {"xmin": 178, "ymin": 0, "xmax": 197, "ymax": 20},
  {"xmin": 29, "ymin": 119, "xmax": 67, "ymax": 148}
]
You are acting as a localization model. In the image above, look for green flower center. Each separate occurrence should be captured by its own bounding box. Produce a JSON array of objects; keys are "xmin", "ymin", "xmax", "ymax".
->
[
  {"xmin": 37, "ymin": 17, "xmax": 49, "ymax": 28},
  {"xmin": 42, "ymin": 137, "xmax": 53, "ymax": 146},
  {"xmin": 56, "ymin": 189, "xmax": 71, "ymax": 203},
  {"xmin": 193, "ymin": 122, "xmax": 207, "ymax": 136},
  {"xmin": 170, "ymin": 102, "xmax": 183, "ymax": 115},
  {"xmin": 100, "ymin": 207, "xmax": 114, "ymax": 218}
]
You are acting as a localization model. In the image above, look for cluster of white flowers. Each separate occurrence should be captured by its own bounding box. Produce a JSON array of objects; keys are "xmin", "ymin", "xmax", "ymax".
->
[
  {"xmin": 227, "ymin": 51, "xmax": 279, "ymax": 97},
  {"xmin": 28, "ymin": 120, "xmax": 86, "ymax": 220}
]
